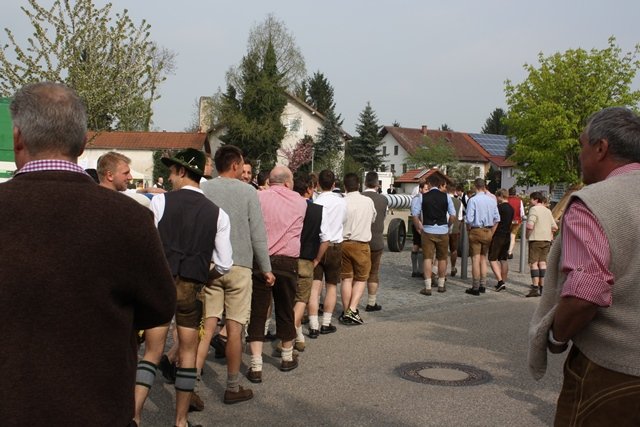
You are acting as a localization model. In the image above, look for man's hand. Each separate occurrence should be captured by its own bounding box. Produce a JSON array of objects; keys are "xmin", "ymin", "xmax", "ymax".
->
[{"xmin": 263, "ymin": 271, "xmax": 275, "ymax": 287}]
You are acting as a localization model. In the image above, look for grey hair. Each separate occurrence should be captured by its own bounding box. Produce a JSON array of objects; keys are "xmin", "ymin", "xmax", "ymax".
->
[
  {"xmin": 10, "ymin": 82, "xmax": 87, "ymax": 157},
  {"xmin": 586, "ymin": 107, "xmax": 640, "ymax": 163}
]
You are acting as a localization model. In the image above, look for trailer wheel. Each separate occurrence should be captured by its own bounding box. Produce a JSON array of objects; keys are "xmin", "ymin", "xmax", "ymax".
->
[{"xmin": 387, "ymin": 218, "xmax": 406, "ymax": 252}]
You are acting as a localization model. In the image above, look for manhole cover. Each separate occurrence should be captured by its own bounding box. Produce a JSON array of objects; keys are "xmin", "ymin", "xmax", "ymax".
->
[{"xmin": 396, "ymin": 362, "xmax": 492, "ymax": 386}]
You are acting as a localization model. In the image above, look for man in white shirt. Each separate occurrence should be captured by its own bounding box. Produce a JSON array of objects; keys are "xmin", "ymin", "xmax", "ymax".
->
[
  {"xmin": 307, "ymin": 170, "xmax": 347, "ymax": 337},
  {"xmin": 134, "ymin": 148, "xmax": 232, "ymax": 427},
  {"xmin": 340, "ymin": 173, "xmax": 376, "ymax": 324}
]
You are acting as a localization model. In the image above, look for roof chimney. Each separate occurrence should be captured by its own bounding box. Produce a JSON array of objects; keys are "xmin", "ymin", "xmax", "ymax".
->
[{"xmin": 421, "ymin": 125, "xmax": 428, "ymax": 135}]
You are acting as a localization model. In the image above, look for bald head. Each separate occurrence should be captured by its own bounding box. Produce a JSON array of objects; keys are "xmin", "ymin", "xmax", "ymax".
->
[{"xmin": 269, "ymin": 166, "xmax": 293, "ymax": 187}]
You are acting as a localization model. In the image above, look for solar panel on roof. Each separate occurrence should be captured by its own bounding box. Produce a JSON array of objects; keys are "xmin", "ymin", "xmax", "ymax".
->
[{"xmin": 468, "ymin": 133, "xmax": 513, "ymax": 157}]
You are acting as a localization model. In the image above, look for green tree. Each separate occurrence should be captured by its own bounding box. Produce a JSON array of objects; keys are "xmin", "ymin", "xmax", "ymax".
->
[
  {"xmin": 0, "ymin": 0, "xmax": 174, "ymax": 131},
  {"xmin": 226, "ymin": 13, "xmax": 306, "ymax": 93},
  {"xmin": 306, "ymin": 71, "xmax": 336, "ymax": 115},
  {"xmin": 347, "ymin": 102, "xmax": 385, "ymax": 171},
  {"xmin": 314, "ymin": 108, "xmax": 343, "ymax": 171},
  {"xmin": 220, "ymin": 41, "xmax": 287, "ymax": 168},
  {"xmin": 505, "ymin": 37, "xmax": 640, "ymax": 185},
  {"xmin": 481, "ymin": 108, "xmax": 509, "ymax": 135},
  {"xmin": 406, "ymin": 136, "xmax": 456, "ymax": 170}
]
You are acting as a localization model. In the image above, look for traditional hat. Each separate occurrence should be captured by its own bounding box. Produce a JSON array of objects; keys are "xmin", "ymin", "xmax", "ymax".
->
[{"xmin": 161, "ymin": 148, "xmax": 206, "ymax": 177}]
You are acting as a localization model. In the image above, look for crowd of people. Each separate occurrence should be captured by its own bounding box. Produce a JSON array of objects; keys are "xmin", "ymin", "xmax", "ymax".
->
[{"xmin": 2, "ymin": 82, "xmax": 639, "ymax": 427}]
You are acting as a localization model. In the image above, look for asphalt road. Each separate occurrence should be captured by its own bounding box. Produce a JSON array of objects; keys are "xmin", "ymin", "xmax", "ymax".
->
[{"xmin": 140, "ymin": 243, "xmax": 564, "ymax": 427}]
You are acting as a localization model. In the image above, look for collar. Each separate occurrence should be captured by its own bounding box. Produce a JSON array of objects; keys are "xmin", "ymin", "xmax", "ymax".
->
[{"xmin": 15, "ymin": 159, "xmax": 88, "ymax": 176}]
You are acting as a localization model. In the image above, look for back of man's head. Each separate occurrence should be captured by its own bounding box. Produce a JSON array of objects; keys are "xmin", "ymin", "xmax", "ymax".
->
[
  {"xmin": 508, "ymin": 187, "xmax": 516, "ymax": 196},
  {"xmin": 214, "ymin": 145, "xmax": 243, "ymax": 173},
  {"xmin": 343, "ymin": 173, "xmax": 360, "ymax": 192},
  {"xmin": 530, "ymin": 191, "xmax": 543, "ymax": 203},
  {"xmin": 97, "ymin": 152, "xmax": 131, "ymax": 182},
  {"xmin": 10, "ymin": 82, "xmax": 87, "ymax": 158},
  {"xmin": 496, "ymin": 188, "xmax": 508, "ymax": 200},
  {"xmin": 318, "ymin": 169, "xmax": 335, "ymax": 191},
  {"xmin": 474, "ymin": 178, "xmax": 486, "ymax": 190},
  {"xmin": 427, "ymin": 174, "xmax": 442, "ymax": 189},
  {"xmin": 269, "ymin": 166, "xmax": 292, "ymax": 186},
  {"xmin": 293, "ymin": 172, "xmax": 311, "ymax": 196},
  {"xmin": 364, "ymin": 171, "xmax": 379, "ymax": 189}
]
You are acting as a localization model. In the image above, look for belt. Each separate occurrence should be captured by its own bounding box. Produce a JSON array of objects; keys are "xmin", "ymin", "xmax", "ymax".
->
[
  {"xmin": 471, "ymin": 226, "xmax": 493, "ymax": 229},
  {"xmin": 343, "ymin": 239, "xmax": 368, "ymax": 244},
  {"xmin": 328, "ymin": 242, "xmax": 342, "ymax": 247}
]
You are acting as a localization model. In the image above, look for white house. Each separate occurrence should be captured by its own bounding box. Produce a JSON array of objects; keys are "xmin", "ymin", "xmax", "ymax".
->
[{"xmin": 205, "ymin": 92, "xmax": 350, "ymax": 169}]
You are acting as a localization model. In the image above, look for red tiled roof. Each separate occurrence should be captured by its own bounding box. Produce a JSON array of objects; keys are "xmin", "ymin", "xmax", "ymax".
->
[
  {"xmin": 488, "ymin": 156, "xmax": 515, "ymax": 168},
  {"xmin": 381, "ymin": 126, "xmax": 488, "ymax": 162},
  {"xmin": 395, "ymin": 168, "xmax": 451, "ymax": 184},
  {"xmin": 86, "ymin": 131, "xmax": 208, "ymax": 151}
]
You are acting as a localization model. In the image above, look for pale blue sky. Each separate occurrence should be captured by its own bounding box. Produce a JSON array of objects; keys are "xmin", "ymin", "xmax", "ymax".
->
[{"xmin": 2, "ymin": 1, "xmax": 639, "ymax": 134}]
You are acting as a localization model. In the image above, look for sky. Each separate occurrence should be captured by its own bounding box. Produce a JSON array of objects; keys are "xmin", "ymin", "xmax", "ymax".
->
[{"xmin": 1, "ymin": 0, "xmax": 639, "ymax": 135}]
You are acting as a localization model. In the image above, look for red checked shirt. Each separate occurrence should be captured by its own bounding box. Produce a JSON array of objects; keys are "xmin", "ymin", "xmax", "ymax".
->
[
  {"xmin": 14, "ymin": 159, "xmax": 89, "ymax": 176},
  {"xmin": 560, "ymin": 163, "xmax": 640, "ymax": 307},
  {"xmin": 257, "ymin": 184, "xmax": 307, "ymax": 258}
]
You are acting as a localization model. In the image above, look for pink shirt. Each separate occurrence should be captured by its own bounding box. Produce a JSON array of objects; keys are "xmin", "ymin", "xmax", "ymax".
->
[
  {"xmin": 561, "ymin": 163, "xmax": 640, "ymax": 306},
  {"xmin": 258, "ymin": 184, "xmax": 307, "ymax": 257}
]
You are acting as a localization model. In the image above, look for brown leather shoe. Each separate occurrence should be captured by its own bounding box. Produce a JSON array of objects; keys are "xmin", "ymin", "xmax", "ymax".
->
[
  {"xmin": 294, "ymin": 341, "xmax": 305, "ymax": 352},
  {"xmin": 224, "ymin": 386, "xmax": 253, "ymax": 404},
  {"xmin": 280, "ymin": 355, "xmax": 299, "ymax": 372},
  {"xmin": 188, "ymin": 391, "xmax": 204, "ymax": 412},
  {"xmin": 246, "ymin": 368, "xmax": 262, "ymax": 383},
  {"xmin": 420, "ymin": 288, "xmax": 432, "ymax": 296}
]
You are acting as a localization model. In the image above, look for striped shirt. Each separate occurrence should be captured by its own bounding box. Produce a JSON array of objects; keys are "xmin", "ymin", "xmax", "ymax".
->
[
  {"xmin": 15, "ymin": 159, "xmax": 89, "ymax": 176},
  {"xmin": 561, "ymin": 163, "xmax": 640, "ymax": 306}
]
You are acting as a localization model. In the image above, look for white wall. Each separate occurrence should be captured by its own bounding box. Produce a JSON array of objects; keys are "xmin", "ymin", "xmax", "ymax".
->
[{"xmin": 380, "ymin": 133, "xmax": 410, "ymax": 175}]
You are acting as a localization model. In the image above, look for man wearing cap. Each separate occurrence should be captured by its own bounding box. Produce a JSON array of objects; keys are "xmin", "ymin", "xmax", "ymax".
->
[{"xmin": 134, "ymin": 148, "xmax": 233, "ymax": 427}]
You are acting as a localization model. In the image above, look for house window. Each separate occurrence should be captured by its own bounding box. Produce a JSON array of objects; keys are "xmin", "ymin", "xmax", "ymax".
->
[
  {"xmin": 394, "ymin": 145, "xmax": 399, "ymax": 155},
  {"xmin": 473, "ymin": 166, "xmax": 481, "ymax": 177},
  {"xmin": 383, "ymin": 146, "xmax": 387, "ymax": 156},
  {"xmin": 390, "ymin": 164, "xmax": 396, "ymax": 173},
  {"xmin": 402, "ymin": 163, "xmax": 407, "ymax": 173}
]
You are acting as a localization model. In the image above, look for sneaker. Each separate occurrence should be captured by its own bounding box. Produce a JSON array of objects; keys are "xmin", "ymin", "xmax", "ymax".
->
[
  {"xmin": 223, "ymin": 386, "xmax": 253, "ymax": 404},
  {"xmin": 465, "ymin": 288, "xmax": 480, "ymax": 296},
  {"xmin": 308, "ymin": 328, "xmax": 319, "ymax": 339},
  {"xmin": 365, "ymin": 303, "xmax": 382, "ymax": 312},
  {"xmin": 320, "ymin": 324, "xmax": 337, "ymax": 334},
  {"xmin": 419, "ymin": 288, "xmax": 432, "ymax": 296},
  {"xmin": 344, "ymin": 309, "xmax": 364, "ymax": 325},
  {"xmin": 437, "ymin": 285, "xmax": 446, "ymax": 293},
  {"xmin": 246, "ymin": 368, "xmax": 262, "ymax": 383},
  {"xmin": 338, "ymin": 312, "xmax": 354, "ymax": 325},
  {"xmin": 526, "ymin": 288, "xmax": 540, "ymax": 298},
  {"xmin": 211, "ymin": 334, "xmax": 226, "ymax": 359},
  {"xmin": 159, "ymin": 354, "xmax": 177, "ymax": 384},
  {"xmin": 450, "ymin": 268, "xmax": 457, "ymax": 277},
  {"xmin": 479, "ymin": 286, "xmax": 486, "ymax": 293},
  {"xmin": 294, "ymin": 341, "xmax": 306, "ymax": 352},
  {"xmin": 495, "ymin": 283, "xmax": 506, "ymax": 292},
  {"xmin": 280, "ymin": 355, "xmax": 299, "ymax": 372},
  {"xmin": 189, "ymin": 391, "xmax": 205, "ymax": 412}
]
